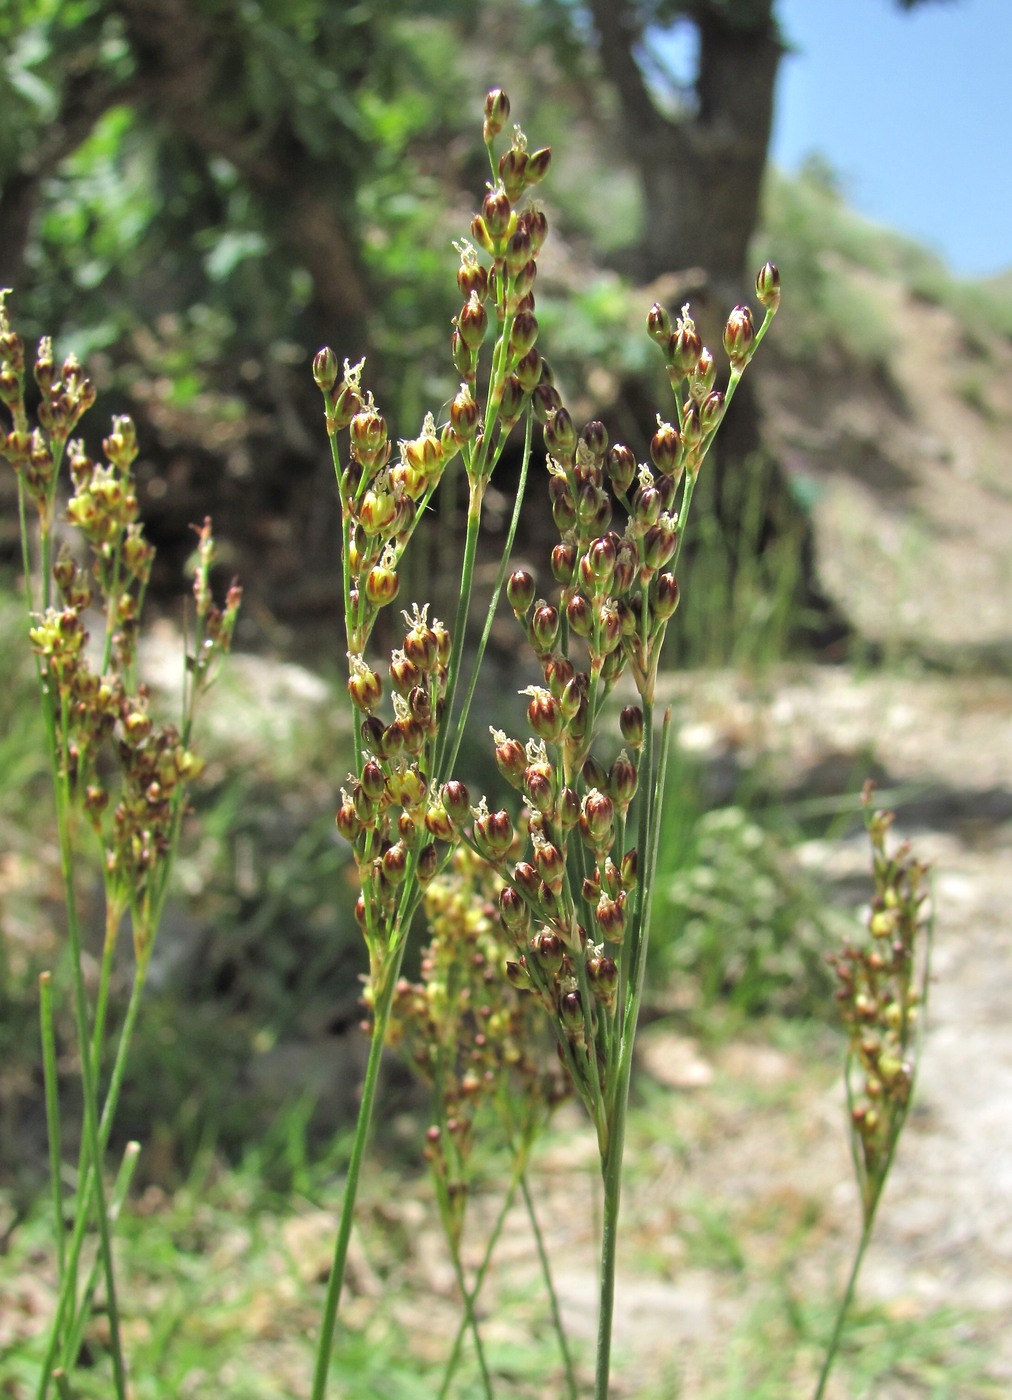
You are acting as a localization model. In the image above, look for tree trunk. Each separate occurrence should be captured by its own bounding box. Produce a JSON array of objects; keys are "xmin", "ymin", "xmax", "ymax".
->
[{"xmin": 586, "ymin": 0, "xmax": 783, "ymax": 309}]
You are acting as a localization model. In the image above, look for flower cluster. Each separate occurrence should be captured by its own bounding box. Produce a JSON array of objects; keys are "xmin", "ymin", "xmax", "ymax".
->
[
  {"xmin": 0, "ymin": 296, "xmax": 240, "ymax": 963},
  {"xmin": 389, "ymin": 845, "xmax": 568, "ymax": 1249},
  {"xmin": 1, "ymin": 297, "xmax": 97, "ymax": 531},
  {"xmin": 454, "ymin": 274, "xmax": 780, "ymax": 1120},
  {"xmin": 830, "ymin": 785, "xmax": 931, "ymax": 1223},
  {"xmin": 335, "ymin": 603, "xmax": 461, "ymax": 984}
]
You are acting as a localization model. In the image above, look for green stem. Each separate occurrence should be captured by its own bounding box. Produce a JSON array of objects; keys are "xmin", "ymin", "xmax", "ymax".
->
[
  {"xmin": 52, "ymin": 800, "xmax": 128, "ymax": 1399},
  {"xmin": 441, "ymin": 411, "xmax": 534, "ymax": 782},
  {"xmin": 595, "ymin": 700, "xmax": 670, "ymax": 1400},
  {"xmin": 39, "ymin": 973, "xmax": 65, "ymax": 1280},
  {"xmin": 438, "ymin": 1173, "xmax": 519, "ymax": 1400},
  {"xmin": 812, "ymin": 1218, "xmax": 873, "ymax": 1400},
  {"xmin": 311, "ymin": 958, "xmax": 404, "ymax": 1400},
  {"xmin": 521, "ymin": 1172, "xmax": 579, "ymax": 1400},
  {"xmin": 441, "ymin": 1229, "xmax": 495, "ymax": 1400},
  {"xmin": 433, "ymin": 477, "xmax": 485, "ymax": 782},
  {"xmin": 38, "ymin": 967, "xmax": 148, "ymax": 1397},
  {"xmin": 63, "ymin": 1142, "xmax": 141, "ymax": 1372}
]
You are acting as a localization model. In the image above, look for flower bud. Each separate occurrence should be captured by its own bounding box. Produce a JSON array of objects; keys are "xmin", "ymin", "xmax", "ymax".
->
[
  {"xmin": 499, "ymin": 146, "xmax": 528, "ymax": 202},
  {"xmin": 587, "ymin": 951, "xmax": 619, "ymax": 1004},
  {"xmin": 559, "ymin": 989, "xmax": 584, "ymax": 1035},
  {"xmin": 723, "ymin": 304, "xmax": 756, "ymax": 368},
  {"xmin": 441, "ymin": 779, "xmax": 471, "ymax": 826},
  {"xmin": 755, "ymin": 261, "xmax": 781, "ymax": 311},
  {"xmin": 515, "ymin": 346, "xmax": 542, "ymax": 391},
  {"xmin": 608, "ymin": 752, "xmax": 637, "ymax": 808},
  {"xmin": 347, "ymin": 660, "xmax": 382, "ymax": 713},
  {"xmin": 606, "ymin": 444, "xmax": 636, "ymax": 495},
  {"xmin": 544, "ymin": 655, "xmax": 575, "ymax": 698},
  {"xmin": 565, "ymin": 593, "xmax": 592, "ymax": 638},
  {"xmin": 620, "ymin": 705, "xmax": 644, "ymax": 748},
  {"xmin": 551, "ymin": 541, "xmax": 577, "ymax": 585},
  {"xmin": 650, "ymin": 420, "xmax": 680, "ymax": 475},
  {"xmin": 642, "ymin": 518, "xmax": 677, "ymax": 571},
  {"xmin": 450, "ymin": 384, "xmax": 480, "ymax": 440},
  {"xmin": 524, "ymin": 763, "xmax": 555, "ymax": 815},
  {"xmin": 524, "ymin": 686, "xmax": 564, "ymax": 743},
  {"xmin": 579, "ymin": 534, "xmax": 617, "ymax": 596},
  {"xmin": 365, "ymin": 564, "xmax": 399, "ymax": 606},
  {"xmin": 620, "ymin": 847, "xmax": 638, "ymax": 888},
  {"xmin": 544, "ymin": 407, "xmax": 577, "ymax": 460},
  {"xmin": 424, "ymin": 802, "xmax": 454, "ymax": 840},
  {"xmin": 532, "ymin": 381, "xmax": 563, "ymax": 425},
  {"xmin": 457, "ymin": 293, "xmax": 488, "ymax": 350},
  {"xmin": 700, "ymin": 389, "xmax": 725, "ymax": 434},
  {"xmin": 336, "ymin": 795, "xmax": 360, "ymax": 842},
  {"xmin": 531, "ymin": 602, "xmax": 560, "ymax": 654},
  {"xmin": 558, "ymin": 785, "xmax": 581, "ymax": 830},
  {"xmin": 667, "ymin": 319, "xmax": 703, "ymax": 376},
  {"xmin": 580, "ymin": 788, "xmax": 614, "ymax": 850},
  {"xmin": 382, "ymin": 841, "xmax": 408, "ymax": 884},
  {"xmin": 550, "ymin": 479, "xmax": 578, "ymax": 533},
  {"xmin": 499, "ymin": 374, "xmax": 526, "ymax": 427},
  {"xmin": 517, "ymin": 204, "xmax": 551, "ymax": 254},
  {"xmin": 486, "ymin": 732, "xmax": 524, "ymax": 796},
  {"xmin": 646, "ymin": 302, "xmax": 671, "ymax": 345},
  {"xmin": 507, "ymin": 569, "xmax": 536, "ymax": 615},
  {"xmin": 578, "ymin": 421, "xmax": 606, "ymax": 463},
  {"xmin": 525, "ymin": 147, "xmax": 552, "ymax": 185},
  {"xmin": 350, "ymin": 407, "xmax": 387, "ymax": 457},
  {"xmin": 417, "ymin": 843, "xmax": 439, "ymax": 884},
  {"xmin": 313, "ymin": 347, "xmax": 338, "ymax": 392},
  {"xmin": 500, "ymin": 885, "xmax": 531, "ymax": 937},
  {"xmin": 533, "ymin": 839, "xmax": 565, "ymax": 892},
  {"xmin": 513, "ymin": 861, "xmax": 541, "ymax": 900},
  {"xmin": 457, "ymin": 258, "xmax": 488, "ymax": 301},
  {"xmin": 483, "ymin": 88, "xmax": 511, "ymax": 142},
  {"xmin": 482, "ymin": 188, "xmax": 513, "ymax": 240},
  {"xmin": 473, "ymin": 806, "xmax": 515, "ymax": 860},
  {"xmin": 505, "ymin": 958, "xmax": 530, "ymax": 990},
  {"xmin": 509, "ymin": 309, "xmax": 539, "ymax": 358},
  {"xmin": 690, "ymin": 347, "xmax": 716, "ymax": 401},
  {"xmin": 531, "ymin": 930, "xmax": 564, "ymax": 974},
  {"xmin": 651, "ymin": 572, "xmax": 680, "ymax": 621}
]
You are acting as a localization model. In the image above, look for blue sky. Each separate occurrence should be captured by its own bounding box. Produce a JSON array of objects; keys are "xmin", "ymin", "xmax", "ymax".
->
[{"xmin": 770, "ymin": 0, "xmax": 1012, "ymax": 279}]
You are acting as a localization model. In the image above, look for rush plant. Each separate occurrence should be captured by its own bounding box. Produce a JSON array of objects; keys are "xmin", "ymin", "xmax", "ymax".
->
[
  {"xmin": 2, "ymin": 86, "xmax": 933, "ymax": 1400},
  {"xmin": 0, "ymin": 292, "xmax": 239, "ymax": 1400},
  {"xmin": 309, "ymin": 89, "xmax": 780, "ymax": 1400}
]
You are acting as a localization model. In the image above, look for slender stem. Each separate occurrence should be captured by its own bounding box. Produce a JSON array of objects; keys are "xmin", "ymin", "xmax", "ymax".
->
[
  {"xmin": 63, "ymin": 1143, "xmax": 141, "ymax": 1373},
  {"xmin": 521, "ymin": 1173, "xmax": 579, "ymax": 1400},
  {"xmin": 438, "ymin": 1171, "xmax": 522, "ymax": 1399},
  {"xmin": 595, "ymin": 700, "xmax": 670, "ymax": 1400},
  {"xmin": 39, "ymin": 972, "xmax": 66, "ymax": 1280},
  {"xmin": 440, "ymin": 1228, "xmax": 495, "ymax": 1400},
  {"xmin": 311, "ymin": 959, "xmax": 403, "ymax": 1400},
  {"xmin": 442, "ymin": 411, "xmax": 534, "ymax": 781},
  {"xmin": 38, "ymin": 967, "xmax": 148, "ymax": 1397},
  {"xmin": 434, "ymin": 478, "xmax": 486, "ymax": 783},
  {"xmin": 52, "ymin": 799, "xmax": 128, "ymax": 1399},
  {"xmin": 812, "ymin": 1219, "xmax": 873, "ymax": 1400}
]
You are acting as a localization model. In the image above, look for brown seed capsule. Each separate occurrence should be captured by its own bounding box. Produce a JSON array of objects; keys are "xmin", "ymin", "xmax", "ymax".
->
[
  {"xmin": 525, "ymin": 687, "xmax": 564, "ymax": 743},
  {"xmin": 755, "ymin": 261, "xmax": 781, "ymax": 311},
  {"xmin": 483, "ymin": 88, "xmax": 511, "ymax": 141},
  {"xmin": 606, "ymin": 443, "xmax": 636, "ymax": 495},
  {"xmin": 646, "ymin": 302, "xmax": 671, "ymax": 346},
  {"xmin": 474, "ymin": 807, "xmax": 515, "ymax": 859},
  {"xmin": 531, "ymin": 602, "xmax": 560, "ymax": 654},
  {"xmin": 500, "ymin": 885, "xmax": 531, "ymax": 937},
  {"xmin": 723, "ymin": 304, "xmax": 756, "ymax": 368}
]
